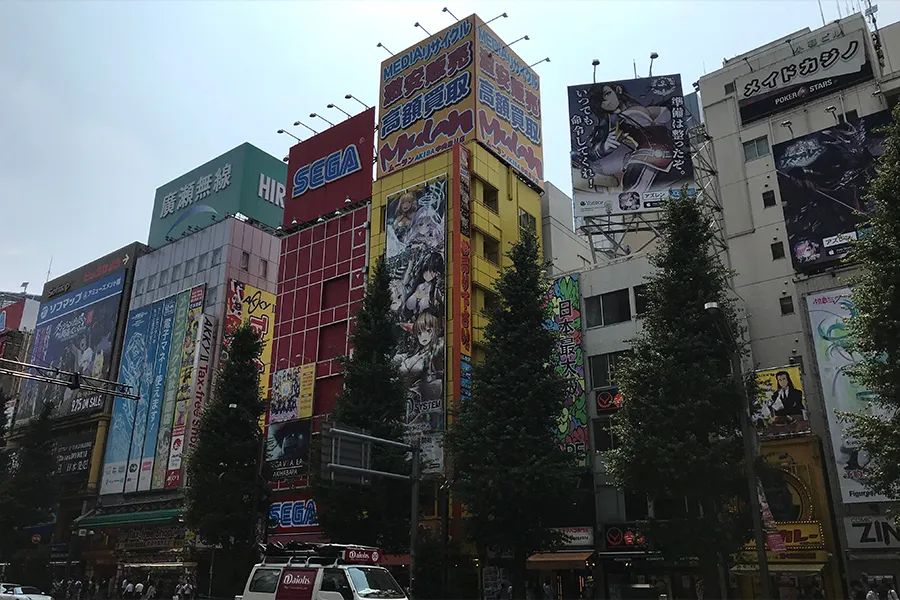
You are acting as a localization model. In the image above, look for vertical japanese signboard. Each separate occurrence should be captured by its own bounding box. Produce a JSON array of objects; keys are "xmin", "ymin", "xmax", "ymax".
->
[
  {"xmin": 452, "ymin": 146, "xmax": 473, "ymax": 409},
  {"xmin": 806, "ymin": 288, "xmax": 888, "ymax": 503},
  {"xmin": 543, "ymin": 274, "xmax": 588, "ymax": 465},
  {"xmin": 474, "ymin": 16, "xmax": 543, "ymax": 187},
  {"xmin": 568, "ymin": 75, "xmax": 695, "ymax": 218},
  {"xmin": 224, "ymin": 280, "xmax": 276, "ymax": 400},
  {"xmin": 182, "ymin": 313, "xmax": 217, "ymax": 485}
]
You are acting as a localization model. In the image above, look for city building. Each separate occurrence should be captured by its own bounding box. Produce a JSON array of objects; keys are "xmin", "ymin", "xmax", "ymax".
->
[{"xmin": 0, "ymin": 291, "xmax": 40, "ymax": 418}]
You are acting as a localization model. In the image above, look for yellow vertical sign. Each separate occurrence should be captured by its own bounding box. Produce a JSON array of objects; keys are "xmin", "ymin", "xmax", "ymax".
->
[{"xmin": 298, "ymin": 363, "xmax": 316, "ymax": 418}]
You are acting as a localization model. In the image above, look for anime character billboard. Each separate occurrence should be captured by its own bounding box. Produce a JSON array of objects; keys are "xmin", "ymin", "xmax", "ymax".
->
[
  {"xmin": 385, "ymin": 175, "xmax": 447, "ymax": 473},
  {"xmin": 752, "ymin": 365, "xmax": 809, "ymax": 438},
  {"xmin": 568, "ymin": 75, "xmax": 695, "ymax": 218},
  {"xmin": 773, "ymin": 110, "xmax": 888, "ymax": 273}
]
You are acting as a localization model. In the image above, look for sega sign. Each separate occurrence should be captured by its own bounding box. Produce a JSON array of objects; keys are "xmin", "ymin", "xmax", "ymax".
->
[
  {"xmin": 269, "ymin": 498, "xmax": 319, "ymax": 533},
  {"xmin": 292, "ymin": 145, "xmax": 362, "ymax": 198},
  {"xmin": 284, "ymin": 107, "xmax": 375, "ymax": 225}
]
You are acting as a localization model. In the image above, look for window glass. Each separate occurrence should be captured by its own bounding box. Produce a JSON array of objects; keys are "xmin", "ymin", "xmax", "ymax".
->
[
  {"xmin": 482, "ymin": 180, "xmax": 499, "ymax": 213},
  {"xmin": 483, "ymin": 235, "xmax": 500, "ymax": 264},
  {"xmin": 211, "ymin": 247, "xmax": 223, "ymax": 266},
  {"xmin": 346, "ymin": 568, "xmax": 405, "ymax": 599},
  {"xmin": 762, "ymin": 190, "xmax": 776, "ymax": 207},
  {"xmin": 625, "ymin": 491, "xmax": 649, "ymax": 520},
  {"xmin": 633, "ymin": 284, "xmax": 650, "ymax": 316},
  {"xmin": 743, "ymin": 136, "xmax": 769, "ymax": 161},
  {"xmin": 771, "ymin": 241, "xmax": 785, "ymax": 260},
  {"xmin": 780, "ymin": 295, "xmax": 795, "ymax": 315},
  {"xmin": 198, "ymin": 252, "xmax": 209, "ymax": 271},
  {"xmin": 584, "ymin": 296, "xmax": 603, "ymax": 328},
  {"xmin": 589, "ymin": 351, "xmax": 628, "ymax": 390},
  {"xmin": 518, "ymin": 208, "xmax": 536, "ymax": 235},
  {"xmin": 321, "ymin": 569, "xmax": 353, "ymax": 600},
  {"xmin": 241, "ymin": 251, "xmax": 250, "ymax": 271},
  {"xmin": 248, "ymin": 569, "xmax": 280, "ymax": 593},
  {"xmin": 159, "ymin": 269, "xmax": 169, "ymax": 286},
  {"xmin": 261, "ymin": 259, "xmax": 269, "ymax": 278},
  {"xmin": 724, "ymin": 82, "xmax": 735, "ymax": 94},
  {"xmin": 601, "ymin": 289, "xmax": 631, "ymax": 325},
  {"xmin": 592, "ymin": 416, "xmax": 617, "ymax": 452}
]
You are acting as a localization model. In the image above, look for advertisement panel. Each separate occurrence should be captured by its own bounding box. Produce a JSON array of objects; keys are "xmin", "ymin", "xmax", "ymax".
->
[
  {"xmin": 385, "ymin": 175, "xmax": 447, "ymax": 473},
  {"xmin": 773, "ymin": 110, "xmax": 888, "ymax": 272},
  {"xmin": 474, "ymin": 16, "xmax": 543, "ymax": 187},
  {"xmin": 377, "ymin": 17, "xmax": 476, "ymax": 178},
  {"xmin": 18, "ymin": 270, "xmax": 125, "ymax": 423},
  {"xmin": 274, "ymin": 569, "xmax": 318, "ymax": 600},
  {"xmin": 285, "ymin": 107, "xmax": 375, "ymax": 225},
  {"xmin": 452, "ymin": 146, "xmax": 473, "ymax": 410},
  {"xmin": 843, "ymin": 515, "xmax": 900, "ymax": 549},
  {"xmin": 736, "ymin": 28, "xmax": 872, "ymax": 124},
  {"xmin": 544, "ymin": 274, "xmax": 589, "ymax": 465},
  {"xmin": 568, "ymin": 75, "xmax": 695, "ymax": 218},
  {"xmin": 42, "ymin": 243, "xmax": 140, "ymax": 301},
  {"xmin": 0, "ymin": 300, "xmax": 26, "ymax": 334},
  {"xmin": 266, "ymin": 418, "xmax": 312, "ymax": 480},
  {"xmin": 298, "ymin": 363, "xmax": 315, "ymax": 419},
  {"xmin": 52, "ymin": 430, "xmax": 94, "ymax": 479},
  {"xmin": 806, "ymin": 288, "xmax": 888, "ymax": 503},
  {"xmin": 224, "ymin": 280, "xmax": 275, "ymax": 400},
  {"xmin": 270, "ymin": 366, "xmax": 301, "ymax": 423},
  {"xmin": 268, "ymin": 494, "xmax": 320, "ymax": 535},
  {"xmin": 752, "ymin": 365, "xmax": 809, "ymax": 438},
  {"xmin": 183, "ymin": 314, "xmax": 217, "ymax": 475}
]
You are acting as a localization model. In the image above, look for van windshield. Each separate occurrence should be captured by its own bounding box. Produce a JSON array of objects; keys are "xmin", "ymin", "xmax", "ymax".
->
[{"xmin": 346, "ymin": 567, "xmax": 405, "ymax": 599}]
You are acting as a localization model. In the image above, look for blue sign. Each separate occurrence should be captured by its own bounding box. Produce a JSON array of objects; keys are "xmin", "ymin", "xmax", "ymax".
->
[{"xmin": 269, "ymin": 498, "xmax": 318, "ymax": 530}]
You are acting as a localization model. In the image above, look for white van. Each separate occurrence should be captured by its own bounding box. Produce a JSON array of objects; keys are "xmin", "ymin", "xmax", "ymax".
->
[{"xmin": 237, "ymin": 543, "xmax": 408, "ymax": 600}]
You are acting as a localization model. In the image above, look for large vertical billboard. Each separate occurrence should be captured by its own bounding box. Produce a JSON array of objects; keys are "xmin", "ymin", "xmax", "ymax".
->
[
  {"xmin": 101, "ymin": 285, "xmax": 206, "ymax": 494},
  {"xmin": 385, "ymin": 175, "xmax": 447, "ymax": 472},
  {"xmin": 773, "ymin": 110, "xmax": 888, "ymax": 273},
  {"xmin": 474, "ymin": 16, "xmax": 543, "ymax": 187},
  {"xmin": 17, "ymin": 271, "xmax": 126, "ymax": 423},
  {"xmin": 452, "ymin": 146, "xmax": 473, "ymax": 411},
  {"xmin": 285, "ymin": 108, "xmax": 375, "ymax": 225},
  {"xmin": 224, "ymin": 280, "xmax": 276, "ymax": 400},
  {"xmin": 568, "ymin": 75, "xmax": 695, "ymax": 218},
  {"xmin": 543, "ymin": 274, "xmax": 588, "ymax": 465},
  {"xmin": 806, "ymin": 288, "xmax": 888, "ymax": 503},
  {"xmin": 752, "ymin": 365, "xmax": 810, "ymax": 439},
  {"xmin": 378, "ymin": 18, "xmax": 476, "ymax": 179}
]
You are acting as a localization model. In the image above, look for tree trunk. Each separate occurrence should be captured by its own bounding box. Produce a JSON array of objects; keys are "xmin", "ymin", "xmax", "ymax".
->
[{"xmin": 510, "ymin": 549, "xmax": 528, "ymax": 600}]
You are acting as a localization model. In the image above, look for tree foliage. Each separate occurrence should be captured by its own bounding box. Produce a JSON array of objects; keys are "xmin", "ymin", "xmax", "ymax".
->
[
  {"xmin": 185, "ymin": 322, "xmax": 267, "ymax": 550},
  {"xmin": 606, "ymin": 192, "xmax": 749, "ymax": 577},
  {"xmin": 845, "ymin": 104, "xmax": 900, "ymax": 499},
  {"xmin": 447, "ymin": 231, "xmax": 577, "ymax": 598},
  {"xmin": 311, "ymin": 258, "xmax": 410, "ymax": 551}
]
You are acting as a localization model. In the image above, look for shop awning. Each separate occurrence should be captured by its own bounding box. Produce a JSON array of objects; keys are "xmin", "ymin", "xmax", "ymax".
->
[
  {"xmin": 75, "ymin": 509, "xmax": 182, "ymax": 528},
  {"xmin": 732, "ymin": 563, "xmax": 825, "ymax": 573},
  {"xmin": 121, "ymin": 562, "xmax": 197, "ymax": 569},
  {"xmin": 526, "ymin": 551, "xmax": 593, "ymax": 570}
]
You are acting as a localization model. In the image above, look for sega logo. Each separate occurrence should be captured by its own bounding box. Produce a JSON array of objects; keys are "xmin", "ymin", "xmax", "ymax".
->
[
  {"xmin": 269, "ymin": 499, "xmax": 318, "ymax": 528},
  {"xmin": 292, "ymin": 144, "xmax": 362, "ymax": 198}
]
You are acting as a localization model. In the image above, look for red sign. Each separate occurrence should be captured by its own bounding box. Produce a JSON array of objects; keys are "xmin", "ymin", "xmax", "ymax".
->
[
  {"xmin": 275, "ymin": 568, "xmax": 317, "ymax": 600},
  {"xmin": 343, "ymin": 547, "xmax": 381, "ymax": 564},
  {"xmin": 604, "ymin": 524, "xmax": 647, "ymax": 549},
  {"xmin": 0, "ymin": 300, "xmax": 26, "ymax": 334},
  {"xmin": 595, "ymin": 388, "xmax": 623, "ymax": 413},
  {"xmin": 285, "ymin": 107, "xmax": 375, "ymax": 226}
]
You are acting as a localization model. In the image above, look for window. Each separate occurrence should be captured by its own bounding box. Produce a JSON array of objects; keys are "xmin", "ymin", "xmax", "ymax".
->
[
  {"xmin": 211, "ymin": 247, "xmax": 223, "ymax": 266},
  {"xmin": 780, "ymin": 295, "xmax": 795, "ymax": 315},
  {"xmin": 743, "ymin": 136, "xmax": 770, "ymax": 161},
  {"xmin": 319, "ymin": 322, "xmax": 349, "ymax": 360},
  {"xmin": 146, "ymin": 273, "xmax": 157, "ymax": 291},
  {"xmin": 844, "ymin": 109, "xmax": 858, "ymax": 123},
  {"xmin": 248, "ymin": 569, "xmax": 280, "ymax": 593},
  {"xmin": 171, "ymin": 263, "xmax": 182, "ymax": 282},
  {"xmin": 589, "ymin": 351, "xmax": 627, "ymax": 390},
  {"xmin": 483, "ymin": 235, "xmax": 500, "ymax": 264},
  {"xmin": 483, "ymin": 181, "xmax": 499, "ymax": 213},
  {"xmin": 158, "ymin": 269, "xmax": 169, "ymax": 286},
  {"xmin": 321, "ymin": 569, "xmax": 353, "ymax": 600},
  {"xmin": 134, "ymin": 278, "xmax": 145, "ymax": 296},
  {"xmin": 198, "ymin": 252, "xmax": 209, "ymax": 272},
  {"xmin": 625, "ymin": 491, "xmax": 649, "ymax": 521},
  {"xmin": 584, "ymin": 289, "xmax": 631, "ymax": 327},
  {"xmin": 482, "ymin": 288, "xmax": 500, "ymax": 316},
  {"xmin": 762, "ymin": 190, "xmax": 776, "ymax": 207},
  {"xmin": 724, "ymin": 81, "xmax": 735, "ymax": 94},
  {"xmin": 323, "ymin": 276, "xmax": 350, "ymax": 309},
  {"xmin": 380, "ymin": 205, "xmax": 387, "ymax": 232},
  {"xmin": 260, "ymin": 259, "xmax": 268, "ymax": 278},
  {"xmin": 633, "ymin": 284, "xmax": 650, "ymax": 316},
  {"xmin": 184, "ymin": 258, "xmax": 196, "ymax": 277},
  {"xmin": 592, "ymin": 416, "xmax": 617, "ymax": 452},
  {"xmin": 207, "ymin": 285, "xmax": 218, "ymax": 307},
  {"xmin": 240, "ymin": 251, "xmax": 250, "ymax": 271},
  {"xmin": 518, "ymin": 208, "xmax": 536, "ymax": 235},
  {"xmin": 771, "ymin": 241, "xmax": 785, "ymax": 260}
]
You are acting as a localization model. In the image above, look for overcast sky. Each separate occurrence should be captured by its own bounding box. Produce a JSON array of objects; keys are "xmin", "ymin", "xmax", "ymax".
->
[{"xmin": 2, "ymin": 0, "xmax": 897, "ymax": 293}]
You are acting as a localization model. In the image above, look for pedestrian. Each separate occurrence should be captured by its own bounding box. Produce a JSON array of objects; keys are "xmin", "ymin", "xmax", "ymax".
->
[
  {"xmin": 124, "ymin": 581, "xmax": 135, "ymax": 600},
  {"xmin": 134, "ymin": 581, "xmax": 144, "ymax": 599},
  {"xmin": 888, "ymin": 588, "xmax": 899, "ymax": 600},
  {"xmin": 542, "ymin": 581, "xmax": 553, "ymax": 600},
  {"xmin": 867, "ymin": 588, "xmax": 880, "ymax": 600},
  {"xmin": 146, "ymin": 582, "xmax": 156, "ymax": 600}
]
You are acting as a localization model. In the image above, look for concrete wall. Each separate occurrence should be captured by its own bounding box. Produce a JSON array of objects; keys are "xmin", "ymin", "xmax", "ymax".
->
[{"xmin": 541, "ymin": 181, "xmax": 592, "ymax": 274}]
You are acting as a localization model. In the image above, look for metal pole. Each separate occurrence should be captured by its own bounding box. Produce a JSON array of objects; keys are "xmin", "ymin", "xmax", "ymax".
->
[
  {"xmin": 733, "ymin": 351, "xmax": 772, "ymax": 598},
  {"xmin": 409, "ymin": 444, "xmax": 420, "ymax": 597}
]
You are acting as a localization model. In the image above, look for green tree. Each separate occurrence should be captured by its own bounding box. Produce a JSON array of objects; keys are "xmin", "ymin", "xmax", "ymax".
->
[
  {"xmin": 311, "ymin": 258, "xmax": 409, "ymax": 551},
  {"xmin": 845, "ymin": 104, "xmax": 900, "ymax": 499},
  {"xmin": 606, "ymin": 191, "xmax": 748, "ymax": 594},
  {"xmin": 185, "ymin": 322, "xmax": 267, "ymax": 594},
  {"xmin": 447, "ymin": 231, "xmax": 577, "ymax": 599}
]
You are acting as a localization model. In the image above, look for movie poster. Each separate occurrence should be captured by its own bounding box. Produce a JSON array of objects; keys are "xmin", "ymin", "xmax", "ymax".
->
[
  {"xmin": 18, "ymin": 270, "xmax": 125, "ymax": 422},
  {"xmin": 752, "ymin": 365, "xmax": 809, "ymax": 438},
  {"xmin": 267, "ymin": 418, "xmax": 312, "ymax": 480},
  {"xmin": 568, "ymin": 75, "xmax": 695, "ymax": 218},
  {"xmin": 806, "ymin": 288, "xmax": 888, "ymax": 503},
  {"xmin": 774, "ymin": 111, "xmax": 888, "ymax": 272},
  {"xmin": 385, "ymin": 175, "xmax": 447, "ymax": 473}
]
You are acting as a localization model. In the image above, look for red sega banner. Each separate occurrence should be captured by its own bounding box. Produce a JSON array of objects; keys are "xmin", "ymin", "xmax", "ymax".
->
[
  {"xmin": 285, "ymin": 107, "xmax": 375, "ymax": 226},
  {"xmin": 0, "ymin": 300, "xmax": 26, "ymax": 335}
]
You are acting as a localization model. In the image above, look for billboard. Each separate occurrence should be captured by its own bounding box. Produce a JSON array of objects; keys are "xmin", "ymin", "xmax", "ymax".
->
[
  {"xmin": 224, "ymin": 280, "xmax": 276, "ymax": 400},
  {"xmin": 52, "ymin": 430, "xmax": 94, "ymax": 479},
  {"xmin": 266, "ymin": 418, "xmax": 312, "ymax": 480},
  {"xmin": 378, "ymin": 17, "xmax": 476, "ymax": 179},
  {"xmin": 268, "ymin": 494, "xmax": 320, "ymax": 536},
  {"xmin": 474, "ymin": 16, "xmax": 543, "ymax": 187},
  {"xmin": 149, "ymin": 143, "xmax": 286, "ymax": 248},
  {"xmin": 285, "ymin": 107, "xmax": 375, "ymax": 225},
  {"xmin": 752, "ymin": 365, "xmax": 809, "ymax": 438},
  {"xmin": 452, "ymin": 146, "xmax": 473, "ymax": 411},
  {"xmin": 773, "ymin": 110, "xmax": 888, "ymax": 272},
  {"xmin": 736, "ymin": 28, "xmax": 872, "ymax": 124},
  {"xmin": 0, "ymin": 300, "xmax": 26, "ymax": 334},
  {"xmin": 41, "ymin": 242, "xmax": 143, "ymax": 301},
  {"xmin": 543, "ymin": 274, "xmax": 589, "ymax": 465},
  {"xmin": 100, "ymin": 285, "xmax": 205, "ymax": 494},
  {"xmin": 569, "ymin": 75, "xmax": 695, "ymax": 218},
  {"xmin": 806, "ymin": 288, "xmax": 889, "ymax": 503},
  {"xmin": 385, "ymin": 175, "xmax": 447, "ymax": 472},
  {"xmin": 17, "ymin": 270, "xmax": 126, "ymax": 423}
]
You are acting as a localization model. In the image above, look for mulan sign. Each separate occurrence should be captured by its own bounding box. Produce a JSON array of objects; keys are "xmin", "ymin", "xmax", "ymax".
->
[{"xmin": 736, "ymin": 28, "xmax": 872, "ymax": 124}]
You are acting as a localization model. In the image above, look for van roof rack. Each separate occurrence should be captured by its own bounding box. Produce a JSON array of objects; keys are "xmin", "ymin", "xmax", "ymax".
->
[{"xmin": 258, "ymin": 542, "xmax": 383, "ymax": 567}]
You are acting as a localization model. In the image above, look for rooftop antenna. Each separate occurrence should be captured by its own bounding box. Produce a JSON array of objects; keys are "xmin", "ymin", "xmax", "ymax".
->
[
  {"xmin": 817, "ymin": 0, "xmax": 827, "ymax": 25},
  {"xmin": 442, "ymin": 7, "xmax": 459, "ymax": 21},
  {"xmin": 45, "ymin": 256, "xmax": 53, "ymax": 284},
  {"xmin": 632, "ymin": 59, "xmax": 638, "ymax": 78},
  {"xmin": 836, "ymin": 0, "xmax": 843, "ymax": 18}
]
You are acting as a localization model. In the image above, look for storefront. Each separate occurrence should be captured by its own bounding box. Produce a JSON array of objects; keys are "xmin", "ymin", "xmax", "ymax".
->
[{"xmin": 526, "ymin": 527, "xmax": 596, "ymax": 599}]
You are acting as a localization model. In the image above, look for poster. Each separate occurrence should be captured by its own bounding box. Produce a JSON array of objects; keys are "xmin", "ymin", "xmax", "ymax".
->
[
  {"xmin": 225, "ymin": 280, "xmax": 276, "ymax": 400},
  {"xmin": 52, "ymin": 431, "xmax": 94, "ymax": 479},
  {"xmin": 267, "ymin": 419, "xmax": 312, "ymax": 480},
  {"xmin": 568, "ymin": 75, "xmax": 695, "ymax": 218},
  {"xmin": 298, "ymin": 363, "xmax": 315, "ymax": 419},
  {"xmin": 18, "ymin": 270, "xmax": 125, "ymax": 422},
  {"xmin": 543, "ymin": 274, "xmax": 589, "ymax": 465},
  {"xmin": 270, "ymin": 366, "xmax": 301, "ymax": 423},
  {"xmin": 452, "ymin": 146, "xmax": 474, "ymax": 409},
  {"xmin": 385, "ymin": 175, "xmax": 447, "ymax": 473},
  {"xmin": 806, "ymin": 288, "xmax": 888, "ymax": 503},
  {"xmin": 773, "ymin": 110, "xmax": 888, "ymax": 272},
  {"xmin": 752, "ymin": 365, "xmax": 809, "ymax": 438}
]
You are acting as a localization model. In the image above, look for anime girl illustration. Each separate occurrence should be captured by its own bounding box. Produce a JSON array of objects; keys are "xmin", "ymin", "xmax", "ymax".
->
[
  {"xmin": 407, "ymin": 205, "xmax": 444, "ymax": 251},
  {"xmin": 405, "ymin": 251, "xmax": 444, "ymax": 315},
  {"xmin": 397, "ymin": 310, "xmax": 445, "ymax": 429},
  {"xmin": 390, "ymin": 191, "xmax": 419, "ymax": 244},
  {"xmin": 584, "ymin": 82, "xmax": 675, "ymax": 197}
]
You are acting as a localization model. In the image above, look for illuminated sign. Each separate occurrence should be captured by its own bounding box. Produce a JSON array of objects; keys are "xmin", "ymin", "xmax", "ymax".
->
[{"xmin": 291, "ymin": 145, "xmax": 362, "ymax": 198}]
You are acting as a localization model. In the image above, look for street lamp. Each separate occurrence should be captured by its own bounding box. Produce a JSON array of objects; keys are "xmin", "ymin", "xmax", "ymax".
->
[
  {"xmin": 276, "ymin": 129, "xmax": 302, "ymax": 142},
  {"xmin": 293, "ymin": 120, "xmax": 319, "ymax": 135},
  {"xmin": 327, "ymin": 103, "xmax": 352, "ymax": 118},
  {"xmin": 344, "ymin": 94, "xmax": 370, "ymax": 109},
  {"xmin": 704, "ymin": 301, "xmax": 772, "ymax": 599},
  {"xmin": 649, "ymin": 51, "xmax": 659, "ymax": 76},
  {"xmin": 310, "ymin": 112, "xmax": 335, "ymax": 127}
]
